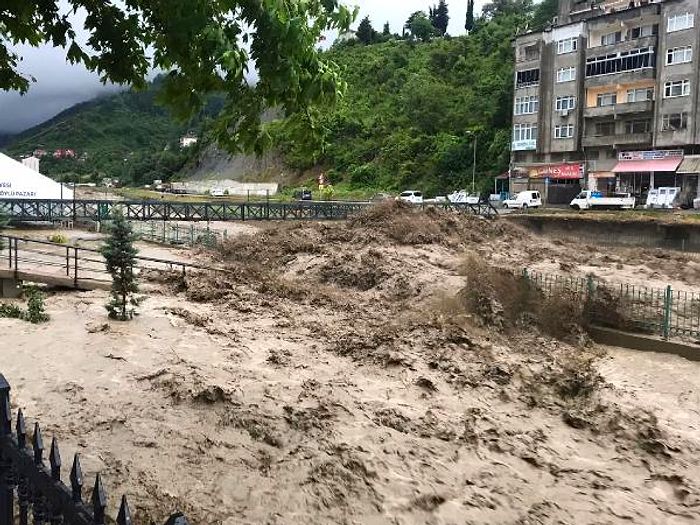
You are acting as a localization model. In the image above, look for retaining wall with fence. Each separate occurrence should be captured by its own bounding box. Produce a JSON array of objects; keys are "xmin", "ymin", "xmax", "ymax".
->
[{"xmin": 523, "ymin": 269, "xmax": 700, "ymax": 340}]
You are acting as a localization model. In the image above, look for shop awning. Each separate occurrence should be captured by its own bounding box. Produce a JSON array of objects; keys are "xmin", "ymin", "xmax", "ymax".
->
[
  {"xmin": 612, "ymin": 158, "xmax": 682, "ymax": 173},
  {"xmin": 677, "ymin": 155, "xmax": 700, "ymax": 174}
]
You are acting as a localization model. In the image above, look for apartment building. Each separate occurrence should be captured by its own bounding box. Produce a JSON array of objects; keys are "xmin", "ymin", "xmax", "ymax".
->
[{"xmin": 510, "ymin": 0, "xmax": 700, "ymax": 206}]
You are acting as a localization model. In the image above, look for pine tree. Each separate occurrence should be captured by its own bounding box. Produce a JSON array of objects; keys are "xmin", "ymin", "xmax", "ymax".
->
[
  {"xmin": 465, "ymin": 0, "xmax": 475, "ymax": 32},
  {"xmin": 431, "ymin": 0, "xmax": 449, "ymax": 35},
  {"xmin": 357, "ymin": 16, "xmax": 375, "ymax": 45},
  {"xmin": 383, "ymin": 22, "xmax": 391, "ymax": 36},
  {"xmin": 101, "ymin": 210, "xmax": 139, "ymax": 320}
]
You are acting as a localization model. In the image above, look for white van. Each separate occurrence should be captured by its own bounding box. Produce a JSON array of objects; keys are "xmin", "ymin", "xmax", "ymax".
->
[
  {"xmin": 503, "ymin": 190, "xmax": 542, "ymax": 209},
  {"xmin": 645, "ymin": 187, "xmax": 681, "ymax": 209},
  {"xmin": 397, "ymin": 190, "xmax": 424, "ymax": 204}
]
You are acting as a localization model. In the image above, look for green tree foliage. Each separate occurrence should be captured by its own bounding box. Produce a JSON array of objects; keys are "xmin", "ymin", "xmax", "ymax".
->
[
  {"xmin": 531, "ymin": 0, "xmax": 560, "ymax": 31},
  {"xmin": 430, "ymin": 1, "xmax": 450, "ymax": 35},
  {"xmin": 383, "ymin": 22, "xmax": 391, "ymax": 36},
  {"xmin": 466, "ymin": 0, "xmax": 476, "ymax": 32},
  {"xmin": 101, "ymin": 211, "xmax": 139, "ymax": 321},
  {"xmin": 1, "ymin": 0, "xmax": 357, "ymax": 155},
  {"xmin": 274, "ymin": 0, "xmax": 534, "ymax": 196},
  {"xmin": 405, "ymin": 12, "xmax": 436, "ymax": 43},
  {"xmin": 357, "ymin": 16, "xmax": 376, "ymax": 45}
]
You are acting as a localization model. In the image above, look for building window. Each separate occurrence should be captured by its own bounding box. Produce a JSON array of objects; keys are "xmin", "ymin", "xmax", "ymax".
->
[
  {"xmin": 629, "ymin": 25, "xmax": 658, "ymax": 39},
  {"xmin": 666, "ymin": 46, "xmax": 693, "ymax": 65},
  {"xmin": 516, "ymin": 69, "xmax": 540, "ymax": 88},
  {"xmin": 664, "ymin": 80, "xmax": 690, "ymax": 98},
  {"xmin": 595, "ymin": 121, "xmax": 616, "ymax": 136},
  {"xmin": 557, "ymin": 38, "xmax": 578, "ymax": 54},
  {"xmin": 557, "ymin": 67, "xmax": 576, "ymax": 83},
  {"xmin": 624, "ymin": 120, "xmax": 651, "ymax": 134},
  {"xmin": 554, "ymin": 124, "xmax": 575, "ymax": 139},
  {"xmin": 522, "ymin": 44, "xmax": 539, "ymax": 61},
  {"xmin": 515, "ymin": 96, "xmax": 539, "ymax": 115},
  {"xmin": 555, "ymin": 96, "xmax": 576, "ymax": 111},
  {"xmin": 513, "ymin": 123, "xmax": 538, "ymax": 142},
  {"xmin": 626, "ymin": 88, "xmax": 654, "ymax": 102},
  {"xmin": 585, "ymin": 47, "xmax": 655, "ymax": 77},
  {"xmin": 668, "ymin": 12, "xmax": 695, "ymax": 33},
  {"xmin": 661, "ymin": 113, "xmax": 688, "ymax": 131},
  {"xmin": 596, "ymin": 93, "xmax": 617, "ymax": 107},
  {"xmin": 601, "ymin": 31, "xmax": 622, "ymax": 46}
]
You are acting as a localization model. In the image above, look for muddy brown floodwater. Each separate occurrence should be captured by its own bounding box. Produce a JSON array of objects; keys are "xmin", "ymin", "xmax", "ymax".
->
[{"xmin": 2, "ymin": 202, "xmax": 700, "ymax": 524}]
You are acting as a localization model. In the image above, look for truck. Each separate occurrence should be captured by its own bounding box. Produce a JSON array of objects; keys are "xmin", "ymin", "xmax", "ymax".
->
[
  {"xmin": 569, "ymin": 191, "xmax": 635, "ymax": 210},
  {"xmin": 645, "ymin": 187, "xmax": 680, "ymax": 209}
]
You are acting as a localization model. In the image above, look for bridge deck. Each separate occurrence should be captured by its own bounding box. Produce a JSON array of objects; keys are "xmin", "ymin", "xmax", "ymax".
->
[{"xmin": 0, "ymin": 269, "xmax": 111, "ymax": 291}]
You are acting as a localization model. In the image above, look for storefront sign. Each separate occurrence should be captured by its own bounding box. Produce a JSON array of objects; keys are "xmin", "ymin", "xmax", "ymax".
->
[
  {"xmin": 528, "ymin": 163, "xmax": 582, "ymax": 179},
  {"xmin": 618, "ymin": 150, "xmax": 684, "ymax": 161},
  {"xmin": 512, "ymin": 139, "xmax": 537, "ymax": 151}
]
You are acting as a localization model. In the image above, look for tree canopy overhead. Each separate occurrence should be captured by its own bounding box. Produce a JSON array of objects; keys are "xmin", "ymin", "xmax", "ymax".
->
[{"xmin": 0, "ymin": 0, "xmax": 357, "ymax": 154}]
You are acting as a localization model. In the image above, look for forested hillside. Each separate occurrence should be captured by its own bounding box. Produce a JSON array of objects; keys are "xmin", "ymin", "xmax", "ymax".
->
[
  {"xmin": 3, "ymin": 80, "xmax": 221, "ymax": 186},
  {"xmin": 274, "ymin": 0, "xmax": 554, "ymax": 195},
  {"xmin": 3, "ymin": 0, "xmax": 556, "ymax": 194}
]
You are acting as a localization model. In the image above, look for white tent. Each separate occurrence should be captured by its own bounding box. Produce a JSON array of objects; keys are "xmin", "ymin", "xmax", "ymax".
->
[{"xmin": 0, "ymin": 152, "xmax": 73, "ymax": 200}]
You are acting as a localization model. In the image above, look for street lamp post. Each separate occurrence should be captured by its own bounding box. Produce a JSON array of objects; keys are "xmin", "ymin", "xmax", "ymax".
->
[{"xmin": 467, "ymin": 131, "xmax": 478, "ymax": 194}]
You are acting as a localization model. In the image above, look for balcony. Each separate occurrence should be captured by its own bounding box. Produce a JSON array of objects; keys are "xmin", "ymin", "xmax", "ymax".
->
[
  {"xmin": 586, "ymin": 35, "xmax": 658, "ymax": 56},
  {"xmin": 584, "ymin": 100, "xmax": 654, "ymax": 118},
  {"xmin": 582, "ymin": 132, "xmax": 652, "ymax": 148},
  {"xmin": 585, "ymin": 67, "xmax": 655, "ymax": 88}
]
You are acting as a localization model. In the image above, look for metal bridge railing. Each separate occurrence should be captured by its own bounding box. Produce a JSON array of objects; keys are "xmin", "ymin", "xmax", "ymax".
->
[
  {"xmin": 130, "ymin": 222, "xmax": 226, "ymax": 248},
  {"xmin": 522, "ymin": 268, "xmax": 700, "ymax": 339},
  {"xmin": 0, "ymin": 198, "xmax": 498, "ymax": 223},
  {"xmin": 0, "ymin": 374, "xmax": 190, "ymax": 525}
]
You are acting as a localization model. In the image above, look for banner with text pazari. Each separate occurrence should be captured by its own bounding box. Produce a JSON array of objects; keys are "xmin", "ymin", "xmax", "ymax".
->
[{"xmin": 528, "ymin": 164, "xmax": 582, "ymax": 180}]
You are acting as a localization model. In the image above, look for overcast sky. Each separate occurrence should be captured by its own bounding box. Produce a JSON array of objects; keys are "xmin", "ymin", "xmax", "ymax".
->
[{"xmin": 0, "ymin": 0, "xmax": 486, "ymax": 135}]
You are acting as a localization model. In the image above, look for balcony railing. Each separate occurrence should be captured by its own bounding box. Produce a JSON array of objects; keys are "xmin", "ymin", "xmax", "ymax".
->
[
  {"xmin": 584, "ymin": 100, "xmax": 654, "ymax": 118},
  {"xmin": 582, "ymin": 131, "xmax": 652, "ymax": 147}
]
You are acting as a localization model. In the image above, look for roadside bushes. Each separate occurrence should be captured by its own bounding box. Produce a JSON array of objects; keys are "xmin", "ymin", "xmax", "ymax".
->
[{"xmin": 0, "ymin": 286, "xmax": 50, "ymax": 324}]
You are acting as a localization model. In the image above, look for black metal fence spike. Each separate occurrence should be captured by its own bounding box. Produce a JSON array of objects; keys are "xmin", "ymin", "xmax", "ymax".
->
[
  {"xmin": 92, "ymin": 473, "xmax": 107, "ymax": 525},
  {"xmin": 16, "ymin": 408, "xmax": 26, "ymax": 448},
  {"xmin": 117, "ymin": 495, "xmax": 133, "ymax": 525},
  {"xmin": 0, "ymin": 373, "xmax": 10, "ymax": 436},
  {"xmin": 49, "ymin": 436, "xmax": 62, "ymax": 481},
  {"xmin": 70, "ymin": 454, "xmax": 84, "ymax": 502},
  {"xmin": 163, "ymin": 512, "xmax": 191, "ymax": 525},
  {"xmin": 33, "ymin": 422, "xmax": 44, "ymax": 464}
]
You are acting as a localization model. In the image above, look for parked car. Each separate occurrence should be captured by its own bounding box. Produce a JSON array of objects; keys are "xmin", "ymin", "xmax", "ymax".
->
[
  {"xmin": 210, "ymin": 188, "xmax": 225, "ymax": 197},
  {"xmin": 396, "ymin": 190, "xmax": 424, "ymax": 204},
  {"xmin": 503, "ymin": 191, "xmax": 542, "ymax": 209},
  {"xmin": 570, "ymin": 191, "xmax": 635, "ymax": 210},
  {"xmin": 295, "ymin": 188, "xmax": 313, "ymax": 201},
  {"xmin": 371, "ymin": 192, "xmax": 392, "ymax": 202},
  {"xmin": 447, "ymin": 190, "xmax": 480, "ymax": 204}
]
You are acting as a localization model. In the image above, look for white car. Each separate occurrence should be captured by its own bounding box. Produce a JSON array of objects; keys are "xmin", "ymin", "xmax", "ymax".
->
[
  {"xmin": 210, "ymin": 188, "xmax": 225, "ymax": 197},
  {"xmin": 447, "ymin": 190, "xmax": 480, "ymax": 204},
  {"xmin": 503, "ymin": 190, "xmax": 542, "ymax": 209},
  {"xmin": 397, "ymin": 190, "xmax": 424, "ymax": 204}
]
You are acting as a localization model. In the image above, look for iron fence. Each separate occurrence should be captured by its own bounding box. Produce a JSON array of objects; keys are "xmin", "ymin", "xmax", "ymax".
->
[
  {"xmin": 0, "ymin": 198, "xmax": 498, "ymax": 223},
  {"xmin": 130, "ymin": 222, "xmax": 226, "ymax": 248},
  {"xmin": 0, "ymin": 374, "xmax": 190, "ymax": 525},
  {"xmin": 523, "ymin": 269, "xmax": 700, "ymax": 339}
]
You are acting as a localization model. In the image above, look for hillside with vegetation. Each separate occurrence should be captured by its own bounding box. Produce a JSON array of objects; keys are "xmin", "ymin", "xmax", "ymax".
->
[
  {"xmin": 3, "ymin": 0, "xmax": 557, "ymax": 195},
  {"xmin": 272, "ymin": 0, "xmax": 555, "ymax": 196},
  {"xmin": 2, "ymin": 80, "xmax": 221, "ymax": 186}
]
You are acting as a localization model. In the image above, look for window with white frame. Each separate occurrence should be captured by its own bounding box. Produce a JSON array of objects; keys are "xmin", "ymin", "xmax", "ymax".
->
[
  {"xmin": 662, "ymin": 112, "xmax": 688, "ymax": 131},
  {"xmin": 601, "ymin": 31, "xmax": 622, "ymax": 46},
  {"xmin": 513, "ymin": 123, "xmax": 538, "ymax": 142},
  {"xmin": 514, "ymin": 96, "xmax": 539, "ymax": 115},
  {"xmin": 557, "ymin": 67, "xmax": 576, "ymax": 83},
  {"xmin": 626, "ymin": 87, "xmax": 653, "ymax": 102},
  {"xmin": 668, "ymin": 12, "xmax": 695, "ymax": 32},
  {"xmin": 667, "ymin": 46, "xmax": 693, "ymax": 65},
  {"xmin": 596, "ymin": 92, "xmax": 617, "ymax": 107},
  {"xmin": 554, "ymin": 124, "xmax": 574, "ymax": 139},
  {"xmin": 557, "ymin": 38, "xmax": 578, "ymax": 54},
  {"xmin": 664, "ymin": 80, "xmax": 690, "ymax": 98},
  {"xmin": 555, "ymin": 96, "xmax": 576, "ymax": 111}
]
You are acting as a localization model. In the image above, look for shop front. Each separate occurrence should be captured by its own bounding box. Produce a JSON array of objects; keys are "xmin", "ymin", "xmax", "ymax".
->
[
  {"xmin": 509, "ymin": 163, "xmax": 583, "ymax": 205},
  {"xmin": 677, "ymin": 155, "xmax": 700, "ymax": 208},
  {"xmin": 612, "ymin": 150, "xmax": 684, "ymax": 205}
]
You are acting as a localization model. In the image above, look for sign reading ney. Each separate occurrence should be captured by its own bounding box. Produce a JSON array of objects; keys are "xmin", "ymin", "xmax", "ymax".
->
[{"xmin": 528, "ymin": 163, "xmax": 583, "ymax": 179}]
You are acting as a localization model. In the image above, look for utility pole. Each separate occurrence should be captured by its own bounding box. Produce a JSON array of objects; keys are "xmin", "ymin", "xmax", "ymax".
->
[{"xmin": 472, "ymin": 133, "xmax": 477, "ymax": 194}]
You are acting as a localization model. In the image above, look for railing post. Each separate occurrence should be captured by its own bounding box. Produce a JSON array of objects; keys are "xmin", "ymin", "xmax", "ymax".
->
[
  {"xmin": 0, "ymin": 374, "xmax": 14, "ymax": 525},
  {"xmin": 662, "ymin": 285, "xmax": 672, "ymax": 340},
  {"xmin": 74, "ymin": 248, "xmax": 79, "ymax": 287}
]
